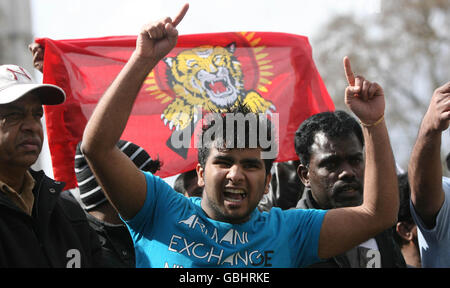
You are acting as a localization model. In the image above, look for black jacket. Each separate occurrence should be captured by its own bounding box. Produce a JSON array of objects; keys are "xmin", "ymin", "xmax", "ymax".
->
[
  {"xmin": 61, "ymin": 190, "xmax": 135, "ymax": 268},
  {"xmin": 296, "ymin": 189, "xmax": 407, "ymax": 268},
  {"xmin": 84, "ymin": 212, "xmax": 135, "ymax": 267},
  {"xmin": 0, "ymin": 169, "xmax": 102, "ymax": 267}
]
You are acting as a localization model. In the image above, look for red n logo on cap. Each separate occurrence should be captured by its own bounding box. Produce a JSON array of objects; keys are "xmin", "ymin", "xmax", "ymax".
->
[{"xmin": 7, "ymin": 67, "xmax": 31, "ymax": 81}]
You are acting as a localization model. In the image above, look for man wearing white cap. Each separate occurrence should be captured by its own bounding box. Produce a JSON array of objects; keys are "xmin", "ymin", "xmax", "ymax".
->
[{"xmin": 0, "ymin": 64, "xmax": 102, "ymax": 267}]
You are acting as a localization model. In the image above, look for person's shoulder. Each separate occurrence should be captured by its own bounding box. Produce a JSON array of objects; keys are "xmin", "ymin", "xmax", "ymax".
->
[
  {"xmin": 139, "ymin": 170, "xmax": 192, "ymax": 214},
  {"xmin": 29, "ymin": 169, "xmax": 66, "ymax": 191},
  {"xmin": 440, "ymin": 177, "xmax": 450, "ymax": 207},
  {"xmin": 443, "ymin": 177, "xmax": 450, "ymax": 193},
  {"xmin": 283, "ymin": 207, "xmax": 327, "ymax": 217},
  {"xmin": 60, "ymin": 189, "xmax": 78, "ymax": 203},
  {"xmin": 142, "ymin": 170, "xmax": 172, "ymax": 190},
  {"xmin": 57, "ymin": 190, "xmax": 89, "ymax": 222},
  {"xmin": 29, "ymin": 169, "xmax": 86, "ymax": 219},
  {"xmin": 279, "ymin": 208, "xmax": 328, "ymax": 231},
  {"xmin": 259, "ymin": 207, "xmax": 326, "ymax": 223}
]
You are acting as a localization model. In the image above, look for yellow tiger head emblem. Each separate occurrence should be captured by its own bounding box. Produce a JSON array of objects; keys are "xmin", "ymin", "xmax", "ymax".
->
[
  {"xmin": 161, "ymin": 43, "xmax": 274, "ymax": 132},
  {"xmin": 164, "ymin": 43, "xmax": 242, "ymax": 108}
]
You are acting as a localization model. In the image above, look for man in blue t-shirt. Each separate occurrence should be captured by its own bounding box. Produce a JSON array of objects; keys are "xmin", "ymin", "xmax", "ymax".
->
[
  {"xmin": 408, "ymin": 80, "xmax": 450, "ymax": 267},
  {"xmin": 80, "ymin": 4, "xmax": 399, "ymax": 268}
]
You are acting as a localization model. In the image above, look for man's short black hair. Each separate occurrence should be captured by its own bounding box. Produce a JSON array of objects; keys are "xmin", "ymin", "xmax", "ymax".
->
[
  {"xmin": 393, "ymin": 172, "xmax": 414, "ymax": 247},
  {"xmin": 294, "ymin": 110, "xmax": 364, "ymax": 166},
  {"xmin": 197, "ymin": 102, "xmax": 276, "ymax": 175},
  {"xmin": 396, "ymin": 173, "xmax": 412, "ymax": 223},
  {"xmin": 174, "ymin": 169, "xmax": 197, "ymax": 194}
]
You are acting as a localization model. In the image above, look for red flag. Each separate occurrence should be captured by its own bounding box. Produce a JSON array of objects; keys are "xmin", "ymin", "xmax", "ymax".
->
[{"xmin": 36, "ymin": 32, "xmax": 334, "ymax": 189}]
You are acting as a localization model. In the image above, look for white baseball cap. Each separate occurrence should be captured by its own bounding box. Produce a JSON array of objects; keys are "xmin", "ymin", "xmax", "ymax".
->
[{"xmin": 0, "ymin": 64, "xmax": 65, "ymax": 105}]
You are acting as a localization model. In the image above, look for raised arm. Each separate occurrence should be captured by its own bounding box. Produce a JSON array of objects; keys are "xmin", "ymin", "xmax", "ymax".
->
[
  {"xmin": 318, "ymin": 56, "xmax": 399, "ymax": 259},
  {"xmin": 81, "ymin": 4, "xmax": 189, "ymax": 220},
  {"xmin": 408, "ymin": 81, "xmax": 450, "ymax": 228}
]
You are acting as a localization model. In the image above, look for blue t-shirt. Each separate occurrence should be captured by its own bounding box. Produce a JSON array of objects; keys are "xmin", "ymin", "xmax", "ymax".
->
[
  {"xmin": 123, "ymin": 171, "xmax": 327, "ymax": 268},
  {"xmin": 410, "ymin": 176, "xmax": 450, "ymax": 267}
]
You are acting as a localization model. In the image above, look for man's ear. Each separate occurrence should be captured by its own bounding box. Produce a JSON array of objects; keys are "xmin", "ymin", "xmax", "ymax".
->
[
  {"xmin": 263, "ymin": 172, "xmax": 272, "ymax": 195},
  {"xmin": 396, "ymin": 221, "xmax": 414, "ymax": 242},
  {"xmin": 297, "ymin": 164, "xmax": 310, "ymax": 187},
  {"xmin": 196, "ymin": 163, "xmax": 205, "ymax": 187}
]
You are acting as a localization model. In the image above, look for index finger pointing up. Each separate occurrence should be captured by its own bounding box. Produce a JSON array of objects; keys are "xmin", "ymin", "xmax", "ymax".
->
[
  {"xmin": 172, "ymin": 3, "xmax": 189, "ymax": 27},
  {"xmin": 343, "ymin": 56, "xmax": 355, "ymax": 86}
]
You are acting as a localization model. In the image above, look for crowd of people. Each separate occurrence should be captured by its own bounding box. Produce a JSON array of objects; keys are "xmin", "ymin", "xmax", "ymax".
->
[{"xmin": 0, "ymin": 4, "xmax": 449, "ymax": 268}]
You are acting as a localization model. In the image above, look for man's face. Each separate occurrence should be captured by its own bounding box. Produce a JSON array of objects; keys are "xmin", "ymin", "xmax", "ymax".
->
[
  {"xmin": 298, "ymin": 131, "xmax": 364, "ymax": 209},
  {"xmin": 0, "ymin": 93, "xmax": 44, "ymax": 169},
  {"xmin": 197, "ymin": 146, "xmax": 271, "ymax": 224}
]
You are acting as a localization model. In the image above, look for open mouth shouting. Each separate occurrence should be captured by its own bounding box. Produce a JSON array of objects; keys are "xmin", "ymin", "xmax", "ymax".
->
[{"xmin": 223, "ymin": 187, "xmax": 247, "ymax": 205}]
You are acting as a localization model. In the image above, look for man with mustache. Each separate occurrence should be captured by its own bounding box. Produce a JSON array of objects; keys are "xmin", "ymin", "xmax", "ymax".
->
[
  {"xmin": 0, "ymin": 64, "xmax": 102, "ymax": 267},
  {"xmin": 295, "ymin": 110, "xmax": 406, "ymax": 268}
]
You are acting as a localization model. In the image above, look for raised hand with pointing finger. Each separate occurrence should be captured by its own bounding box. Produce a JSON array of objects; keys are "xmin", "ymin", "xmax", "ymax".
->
[
  {"xmin": 82, "ymin": 3, "xmax": 190, "ymax": 220},
  {"xmin": 135, "ymin": 3, "xmax": 189, "ymax": 63},
  {"xmin": 343, "ymin": 56, "xmax": 385, "ymax": 127},
  {"xmin": 310, "ymin": 55, "xmax": 399, "ymax": 260}
]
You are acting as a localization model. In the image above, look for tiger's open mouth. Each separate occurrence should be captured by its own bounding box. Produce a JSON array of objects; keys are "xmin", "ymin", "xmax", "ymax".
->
[
  {"xmin": 195, "ymin": 67, "xmax": 239, "ymax": 107},
  {"xmin": 207, "ymin": 79, "xmax": 228, "ymax": 94},
  {"xmin": 205, "ymin": 78, "xmax": 232, "ymax": 98}
]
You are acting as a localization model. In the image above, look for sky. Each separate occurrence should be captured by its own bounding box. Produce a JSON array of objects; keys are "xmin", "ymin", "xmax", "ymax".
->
[
  {"xmin": 31, "ymin": 0, "xmax": 381, "ymax": 39},
  {"xmin": 29, "ymin": 0, "xmax": 382, "ymax": 184}
]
